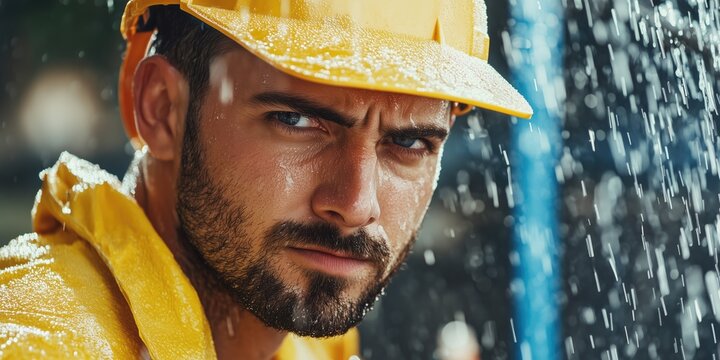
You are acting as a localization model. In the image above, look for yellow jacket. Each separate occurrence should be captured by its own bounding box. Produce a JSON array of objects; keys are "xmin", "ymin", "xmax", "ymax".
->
[{"xmin": 0, "ymin": 153, "xmax": 358, "ymax": 359}]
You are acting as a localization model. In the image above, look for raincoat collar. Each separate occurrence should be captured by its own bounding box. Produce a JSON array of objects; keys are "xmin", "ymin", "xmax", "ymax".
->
[{"xmin": 32, "ymin": 152, "xmax": 216, "ymax": 359}]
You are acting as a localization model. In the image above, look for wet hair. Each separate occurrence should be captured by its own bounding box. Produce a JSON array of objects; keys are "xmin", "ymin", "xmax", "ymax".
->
[{"xmin": 142, "ymin": 5, "xmax": 233, "ymax": 129}]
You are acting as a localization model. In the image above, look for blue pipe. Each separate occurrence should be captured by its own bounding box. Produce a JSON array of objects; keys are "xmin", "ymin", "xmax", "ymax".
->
[{"xmin": 510, "ymin": 1, "xmax": 564, "ymax": 359}]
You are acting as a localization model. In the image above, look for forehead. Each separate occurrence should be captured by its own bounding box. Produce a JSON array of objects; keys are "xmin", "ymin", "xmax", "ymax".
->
[{"xmin": 210, "ymin": 47, "xmax": 451, "ymax": 120}]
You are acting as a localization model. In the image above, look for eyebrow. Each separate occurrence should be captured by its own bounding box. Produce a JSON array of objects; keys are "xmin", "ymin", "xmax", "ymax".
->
[
  {"xmin": 251, "ymin": 91, "xmax": 449, "ymax": 141},
  {"xmin": 385, "ymin": 126, "xmax": 449, "ymax": 142},
  {"xmin": 251, "ymin": 91, "xmax": 357, "ymax": 128}
]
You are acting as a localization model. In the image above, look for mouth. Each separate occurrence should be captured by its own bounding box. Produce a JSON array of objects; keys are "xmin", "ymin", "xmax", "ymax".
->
[{"xmin": 286, "ymin": 245, "xmax": 374, "ymax": 277}]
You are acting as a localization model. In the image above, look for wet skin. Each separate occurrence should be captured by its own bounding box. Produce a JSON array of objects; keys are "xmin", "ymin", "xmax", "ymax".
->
[{"xmin": 132, "ymin": 46, "xmax": 453, "ymax": 359}]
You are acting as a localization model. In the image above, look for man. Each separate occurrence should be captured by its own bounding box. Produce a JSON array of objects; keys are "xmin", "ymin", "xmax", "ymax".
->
[{"xmin": 0, "ymin": 0, "xmax": 531, "ymax": 359}]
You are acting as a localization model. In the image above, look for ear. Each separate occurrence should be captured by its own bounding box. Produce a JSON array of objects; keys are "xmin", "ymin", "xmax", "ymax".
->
[{"xmin": 133, "ymin": 55, "xmax": 189, "ymax": 161}]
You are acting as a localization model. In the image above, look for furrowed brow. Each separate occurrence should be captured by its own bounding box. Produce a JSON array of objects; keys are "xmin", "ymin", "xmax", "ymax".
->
[
  {"xmin": 385, "ymin": 125, "xmax": 449, "ymax": 141},
  {"xmin": 251, "ymin": 92, "xmax": 356, "ymax": 128}
]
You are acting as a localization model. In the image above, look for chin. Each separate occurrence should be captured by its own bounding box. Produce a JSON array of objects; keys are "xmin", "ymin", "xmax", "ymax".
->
[{"xmin": 238, "ymin": 266, "xmax": 383, "ymax": 338}]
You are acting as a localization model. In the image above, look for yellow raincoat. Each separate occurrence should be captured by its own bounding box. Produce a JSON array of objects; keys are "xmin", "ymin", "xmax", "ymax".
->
[{"xmin": 0, "ymin": 153, "xmax": 358, "ymax": 359}]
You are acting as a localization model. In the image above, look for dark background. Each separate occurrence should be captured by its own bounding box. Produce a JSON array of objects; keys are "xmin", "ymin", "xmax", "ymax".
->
[{"xmin": 2, "ymin": 1, "xmax": 719, "ymax": 359}]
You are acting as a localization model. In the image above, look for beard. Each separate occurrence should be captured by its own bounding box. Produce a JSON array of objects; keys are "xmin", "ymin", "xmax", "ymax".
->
[{"xmin": 176, "ymin": 113, "xmax": 415, "ymax": 337}]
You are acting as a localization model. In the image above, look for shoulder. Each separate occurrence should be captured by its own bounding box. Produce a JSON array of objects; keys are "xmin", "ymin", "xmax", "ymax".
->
[{"xmin": 0, "ymin": 232, "xmax": 144, "ymax": 358}]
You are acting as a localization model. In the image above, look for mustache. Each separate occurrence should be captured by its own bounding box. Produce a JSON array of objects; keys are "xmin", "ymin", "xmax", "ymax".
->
[{"xmin": 265, "ymin": 221, "xmax": 391, "ymax": 266}]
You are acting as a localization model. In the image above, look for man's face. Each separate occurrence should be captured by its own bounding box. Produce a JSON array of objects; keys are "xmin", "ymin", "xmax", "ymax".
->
[{"xmin": 177, "ymin": 48, "xmax": 451, "ymax": 337}]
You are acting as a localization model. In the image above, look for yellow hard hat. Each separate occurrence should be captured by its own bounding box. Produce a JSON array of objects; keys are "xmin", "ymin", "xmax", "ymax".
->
[{"xmin": 119, "ymin": 0, "xmax": 532, "ymax": 141}]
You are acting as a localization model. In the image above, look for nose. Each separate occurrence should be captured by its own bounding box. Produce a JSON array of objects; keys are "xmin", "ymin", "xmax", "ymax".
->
[{"xmin": 311, "ymin": 144, "xmax": 381, "ymax": 231}]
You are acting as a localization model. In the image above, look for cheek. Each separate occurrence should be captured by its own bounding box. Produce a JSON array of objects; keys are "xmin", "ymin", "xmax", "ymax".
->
[
  {"xmin": 201, "ymin": 109, "xmax": 318, "ymax": 224},
  {"xmin": 378, "ymin": 164, "xmax": 436, "ymax": 252}
]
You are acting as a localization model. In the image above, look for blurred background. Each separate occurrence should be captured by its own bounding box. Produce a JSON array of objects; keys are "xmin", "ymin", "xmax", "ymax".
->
[{"xmin": 1, "ymin": 0, "xmax": 719, "ymax": 359}]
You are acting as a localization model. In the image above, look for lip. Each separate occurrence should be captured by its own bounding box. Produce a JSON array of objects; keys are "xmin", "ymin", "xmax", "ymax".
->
[{"xmin": 286, "ymin": 246, "xmax": 372, "ymax": 277}]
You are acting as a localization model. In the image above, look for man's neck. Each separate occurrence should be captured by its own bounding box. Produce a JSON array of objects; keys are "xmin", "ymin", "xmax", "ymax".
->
[
  {"xmin": 129, "ymin": 154, "xmax": 287, "ymax": 360},
  {"xmin": 172, "ymin": 237, "xmax": 287, "ymax": 360}
]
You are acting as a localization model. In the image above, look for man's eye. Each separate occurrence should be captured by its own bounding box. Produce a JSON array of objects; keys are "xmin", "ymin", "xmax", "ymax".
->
[
  {"xmin": 392, "ymin": 136, "xmax": 427, "ymax": 150},
  {"xmin": 272, "ymin": 112, "xmax": 316, "ymax": 128}
]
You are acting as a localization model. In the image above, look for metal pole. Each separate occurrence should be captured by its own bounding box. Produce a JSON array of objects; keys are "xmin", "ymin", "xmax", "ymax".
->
[{"xmin": 510, "ymin": 1, "xmax": 564, "ymax": 359}]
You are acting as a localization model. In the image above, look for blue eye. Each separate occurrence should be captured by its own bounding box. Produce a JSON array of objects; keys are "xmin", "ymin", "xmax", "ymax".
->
[
  {"xmin": 272, "ymin": 112, "xmax": 315, "ymax": 128},
  {"xmin": 392, "ymin": 136, "xmax": 425, "ymax": 149}
]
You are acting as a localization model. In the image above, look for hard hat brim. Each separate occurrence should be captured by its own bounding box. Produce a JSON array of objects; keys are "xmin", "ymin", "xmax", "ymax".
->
[{"xmin": 185, "ymin": 3, "xmax": 532, "ymax": 119}]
